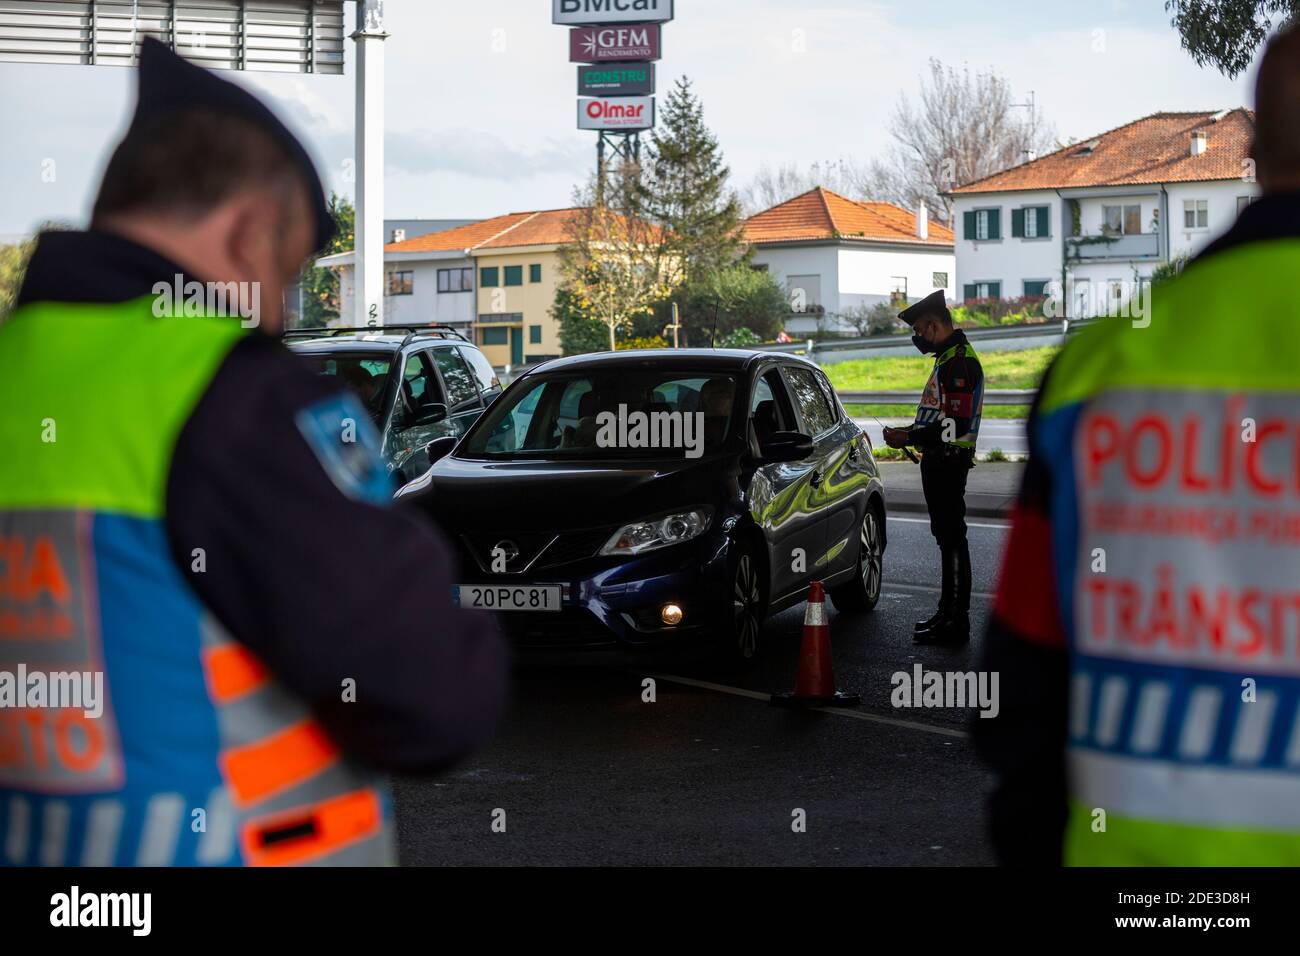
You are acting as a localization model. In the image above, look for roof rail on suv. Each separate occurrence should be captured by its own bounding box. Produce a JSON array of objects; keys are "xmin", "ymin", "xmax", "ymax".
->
[{"xmin": 281, "ymin": 324, "xmax": 469, "ymax": 344}]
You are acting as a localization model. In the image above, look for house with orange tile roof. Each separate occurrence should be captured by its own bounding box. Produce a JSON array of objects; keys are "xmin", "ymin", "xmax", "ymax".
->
[
  {"xmin": 742, "ymin": 188, "xmax": 955, "ymax": 335},
  {"xmin": 317, "ymin": 208, "xmax": 588, "ymax": 367},
  {"xmin": 949, "ymin": 109, "xmax": 1259, "ymax": 318}
]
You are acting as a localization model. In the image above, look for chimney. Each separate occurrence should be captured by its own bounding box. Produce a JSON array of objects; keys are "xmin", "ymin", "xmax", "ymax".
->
[
  {"xmin": 1190, "ymin": 131, "xmax": 1207, "ymax": 157},
  {"xmin": 391, "ymin": 228, "xmax": 406, "ymax": 243},
  {"xmin": 916, "ymin": 203, "xmax": 929, "ymax": 240}
]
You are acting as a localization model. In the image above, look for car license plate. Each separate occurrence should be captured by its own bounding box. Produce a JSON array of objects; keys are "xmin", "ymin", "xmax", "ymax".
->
[{"xmin": 454, "ymin": 584, "xmax": 562, "ymax": 612}]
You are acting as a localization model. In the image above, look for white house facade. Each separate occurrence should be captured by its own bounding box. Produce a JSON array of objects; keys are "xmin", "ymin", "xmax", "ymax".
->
[
  {"xmin": 949, "ymin": 109, "xmax": 1258, "ymax": 317},
  {"xmin": 744, "ymin": 188, "xmax": 956, "ymax": 335}
]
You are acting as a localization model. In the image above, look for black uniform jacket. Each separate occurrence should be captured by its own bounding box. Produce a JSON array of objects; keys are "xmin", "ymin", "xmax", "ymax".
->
[{"xmin": 15, "ymin": 229, "xmax": 509, "ymax": 773}]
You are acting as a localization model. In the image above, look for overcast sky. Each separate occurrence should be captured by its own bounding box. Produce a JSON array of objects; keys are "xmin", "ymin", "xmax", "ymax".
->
[{"xmin": 0, "ymin": 0, "xmax": 1263, "ymax": 237}]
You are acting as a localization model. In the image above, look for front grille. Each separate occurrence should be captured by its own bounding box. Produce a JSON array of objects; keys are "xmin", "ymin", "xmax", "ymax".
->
[
  {"xmin": 460, "ymin": 531, "xmax": 555, "ymax": 573},
  {"xmin": 537, "ymin": 527, "xmax": 614, "ymax": 569}
]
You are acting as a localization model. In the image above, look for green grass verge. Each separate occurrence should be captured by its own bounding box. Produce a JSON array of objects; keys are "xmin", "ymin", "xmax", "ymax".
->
[
  {"xmin": 825, "ymin": 345, "xmax": 1058, "ymax": 391},
  {"xmin": 847, "ymin": 403, "xmax": 1029, "ymax": 420}
]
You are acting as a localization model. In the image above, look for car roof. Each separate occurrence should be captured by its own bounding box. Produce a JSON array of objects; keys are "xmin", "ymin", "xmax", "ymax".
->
[
  {"xmin": 523, "ymin": 348, "xmax": 817, "ymax": 376},
  {"xmin": 286, "ymin": 334, "xmax": 467, "ymax": 353}
]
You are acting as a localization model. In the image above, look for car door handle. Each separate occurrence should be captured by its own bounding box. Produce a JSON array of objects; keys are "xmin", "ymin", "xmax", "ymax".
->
[
  {"xmin": 847, "ymin": 444, "xmax": 860, "ymax": 462},
  {"xmin": 810, "ymin": 469, "xmax": 823, "ymax": 486}
]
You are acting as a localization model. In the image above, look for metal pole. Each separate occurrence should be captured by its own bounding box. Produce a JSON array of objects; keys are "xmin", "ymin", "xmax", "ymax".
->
[{"xmin": 352, "ymin": 1, "xmax": 389, "ymax": 327}]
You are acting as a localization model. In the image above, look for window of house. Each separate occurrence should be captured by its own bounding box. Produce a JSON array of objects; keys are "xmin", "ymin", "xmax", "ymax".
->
[
  {"xmin": 437, "ymin": 267, "xmax": 472, "ymax": 293},
  {"xmin": 480, "ymin": 267, "xmax": 499, "ymax": 288},
  {"xmin": 889, "ymin": 277, "xmax": 907, "ymax": 307},
  {"xmin": 386, "ymin": 270, "xmax": 413, "ymax": 296},
  {"xmin": 1024, "ymin": 280, "xmax": 1049, "ymax": 298},
  {"xmin": 963, "ymin": 281, "xmax": 1001, "ymax": 301},
  {"xmin": 1184, "ymin": 199, "xmax": 1209, "ymax": 229},
  {"xmin": 1237, "ymin": 195, "xmax": 1253, "ymax": 215},
  {"xmin": 975, "ymin": 209, "xmax": 999, "ymax": 240},
  {"xmin": 932, "ymin": 271, "xmax": 948, "ymax": 288},
  {"xmin": 529, "ymin": 325, "xmax": 542, "ymax": 344},
  {"xmin": 1103, "ymin": 204, "xmax": 1142, "ymax": 235},
  {"xmin": 787, "ymin": 275, "xmax": 821, "ymax": 311},
  {"xmin": 529, "ymin": 264, "xmax": 542, "ymax": 283},
  {"xmin": 504, "ymin": 265, "xmax": 523, "ymax": 287},
  {"xmin": 481, "ymin": 327, "xmax": 508, "ymax": 346}
]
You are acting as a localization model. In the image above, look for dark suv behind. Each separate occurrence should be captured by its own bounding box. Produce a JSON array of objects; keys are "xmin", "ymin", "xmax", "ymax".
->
[{"xmin": 285, "ymin": 325, "xmax": 503, "ymax": 484}]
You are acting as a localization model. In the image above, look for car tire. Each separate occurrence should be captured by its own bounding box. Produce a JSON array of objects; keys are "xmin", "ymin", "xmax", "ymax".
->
[
  {"xmin": 829, "ymin": 503, "xmax": 883, "ymax": 614},
  {"xmin": 713, "ymin": 541, "xmax": 766, "ymax": 668}
]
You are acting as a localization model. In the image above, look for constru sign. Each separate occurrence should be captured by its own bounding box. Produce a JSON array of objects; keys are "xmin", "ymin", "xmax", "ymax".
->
[
  {"xmin": 578, "ymin": 61, "xmax": 654, "ymax": 97},
  {"xmin": 577, "ymin": 96, "xmax": 655, "ymax": 131},
  {"xmin": 553, "ymin": 0, "xmax": 673, "ymax": 26},
  {"xmin": 569, "ymin": 23, "xmax": 661, "ymax": 62}
]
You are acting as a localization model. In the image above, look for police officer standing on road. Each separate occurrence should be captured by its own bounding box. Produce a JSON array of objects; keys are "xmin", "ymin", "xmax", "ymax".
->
[
  {"xmin": 0, "ymin": 40, "xmax": 506, "ymax": 866},
  {"xmin": 883, "ymin": 291, "xmax": 984, "ymax": 645}
]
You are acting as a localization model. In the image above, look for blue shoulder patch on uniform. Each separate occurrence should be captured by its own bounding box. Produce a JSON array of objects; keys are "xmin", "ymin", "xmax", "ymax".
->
[{"xmin": 294, "ymin": 393, "xmax": 393, "ymax": 506}]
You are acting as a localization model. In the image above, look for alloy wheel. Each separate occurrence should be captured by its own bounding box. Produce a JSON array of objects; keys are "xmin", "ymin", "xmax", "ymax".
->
[
  {"xmin": 732, "ymin": 554, "xmax": 761, "ymax": 659},
  {"xmin": 860, "ymin": 510, "xmax": 882, "ymax": 603}
]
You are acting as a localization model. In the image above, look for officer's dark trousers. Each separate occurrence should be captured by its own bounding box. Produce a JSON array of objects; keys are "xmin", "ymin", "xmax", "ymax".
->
[
  {"xmin": 920, "ymin": 449, "xmax": 974, "ymax": 616},
  {"xmin": 920, "ymin": 450, "xmax": 972, "ymax": 549}
]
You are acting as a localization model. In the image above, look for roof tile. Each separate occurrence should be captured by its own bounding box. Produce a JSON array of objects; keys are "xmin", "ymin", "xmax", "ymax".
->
[{"xmin": 743, "ymin": 188, "xmax": 953, "ymax": 245}]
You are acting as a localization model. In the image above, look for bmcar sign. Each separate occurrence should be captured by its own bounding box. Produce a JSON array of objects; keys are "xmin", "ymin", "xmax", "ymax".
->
[
  {"xmin": 553, "ymin": 0, "xmax": 673, "ymax": 26},
  {"xmin": 578, "ymin": 61, "xmax": 654, "ymax": 97},
  {"xmin": 578, "ymin": 96, "xmax": 655, "ymax": 131}
]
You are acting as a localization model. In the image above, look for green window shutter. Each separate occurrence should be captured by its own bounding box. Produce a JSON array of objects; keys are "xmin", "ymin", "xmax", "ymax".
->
[
  {"xmin": 1036, "ymin": 207, "xmax": 1050, "ymax": 237},
  {"xmin": 529, "ymin": 264, "xmax": 542, "ymax": 283},
  {"xmin": 963, "ymin": 284, "xmax": 978, "ymax": 301},
  {"xmin": 481, "ymin": 327, "xmax": 508, "ymax": 345},
  {"xmin": 963, "ymin": 210, "xmax": 976, "ymax": 240},
  {"xmin": 988, "ymin": 281, "xmax": 1002, "ymax": 298},
  {"xmin": 1024, "ymin": 280, "xmax": 1048, "ymax": 297},
  {"xmin": 480, "ymin": 267, "xmax": 498, "ymax": 288},
  {"xmin": 529, "ymin": 325, "xmax": 542, "ymax": 344},
  {"xmin": 1011, "ymin": 208, "xmax": 1025, "ymax": 238},
  {"xmin": 504, "ymin": 265, "xmax": 523, "ymax": 287},
  {"xmin": 987, "ymin": 209, "xmax": 1001, "ymax": 240}
]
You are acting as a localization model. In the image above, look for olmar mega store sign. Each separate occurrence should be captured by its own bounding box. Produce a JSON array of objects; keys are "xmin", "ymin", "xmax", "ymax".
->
[
  {"xmin": 569, "ymin": 23, "xmax": 661, "ymax": 62},
  {"xmin": 577, "ymin": 96, "xmax": 656, "ymax": 131},
  {"xmin": 553, "ymin": 0, "xmax": 673, "ymax": 26}
]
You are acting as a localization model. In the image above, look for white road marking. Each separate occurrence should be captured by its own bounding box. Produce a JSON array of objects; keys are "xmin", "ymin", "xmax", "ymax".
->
[
  {"xmin": 887, "ymin": 515, "xmax": 1010, "ymax": 530},
  {"xmin": 644, "ymin": 672, "xmax": 970, "ymax": 739}
]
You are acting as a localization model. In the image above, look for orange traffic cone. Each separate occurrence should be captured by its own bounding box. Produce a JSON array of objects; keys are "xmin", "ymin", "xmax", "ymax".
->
[{"xmin": 771, "ymin": 581, "xmax": 861, "ymax": 707}]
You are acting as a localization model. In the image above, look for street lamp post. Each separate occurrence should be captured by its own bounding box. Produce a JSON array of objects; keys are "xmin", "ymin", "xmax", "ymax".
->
[{"xmin": 352, "ymin": 0, "xmax": 388, "ymax": 328}]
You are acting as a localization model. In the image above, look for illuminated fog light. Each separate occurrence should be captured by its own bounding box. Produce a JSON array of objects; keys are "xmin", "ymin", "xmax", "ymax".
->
[{"xmin": 661, "ymin": 603, "xmax": 684, "ymax": 626}]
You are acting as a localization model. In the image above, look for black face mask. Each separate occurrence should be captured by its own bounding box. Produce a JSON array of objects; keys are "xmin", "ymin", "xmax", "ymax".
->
[{"xmin": 912, "ymin": 334, "xmax": 935, "ymax": 355}]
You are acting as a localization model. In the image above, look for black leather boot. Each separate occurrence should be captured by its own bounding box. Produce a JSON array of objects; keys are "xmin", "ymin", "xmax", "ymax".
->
[
  {"xmin": 913, "ymin": 545, "xmax": 953, "ymax": 632},
  {"xmin": 915, "ymin": 543, "xmax": 970, "ymax": 645}
]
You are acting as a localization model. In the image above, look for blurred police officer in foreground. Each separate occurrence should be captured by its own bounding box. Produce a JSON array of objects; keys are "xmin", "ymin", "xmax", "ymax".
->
[
  {"xmin": 883, "ymin": 291, "xmax": 985, "ymax": 645},
  {"xmin": 974, "ymin": 23, "xmax": 1300, "ymax": 865},
  {"xmin": 0, "ymin": 40, "xmax": 506, "ymax": 866}
]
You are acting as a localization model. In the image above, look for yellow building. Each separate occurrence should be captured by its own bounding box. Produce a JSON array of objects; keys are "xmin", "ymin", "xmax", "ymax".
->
[{"xmin": 468, "ymin": 208, "xmax": 583, "ymax": 367}]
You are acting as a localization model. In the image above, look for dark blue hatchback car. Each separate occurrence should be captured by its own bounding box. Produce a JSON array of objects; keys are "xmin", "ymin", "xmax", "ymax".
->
[{"xmin": 397, "ymin": 349, "xmax": 886, "ymax": 664}]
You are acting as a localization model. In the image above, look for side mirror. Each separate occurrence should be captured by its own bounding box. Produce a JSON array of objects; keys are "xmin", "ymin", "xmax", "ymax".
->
[
  {"xmin": 758, "ymin": 431, "xmax": 815, "ymax": 463},
  {"xmin": 425, "ymin": 435, "xmax": 457, "ymax": 464},
  {"xmin": 413, "ymin": 403, "xmax": 448, "ymax": 427}
]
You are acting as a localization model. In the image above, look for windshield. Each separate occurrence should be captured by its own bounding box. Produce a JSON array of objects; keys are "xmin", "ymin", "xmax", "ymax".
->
[
  {"xmin": 461, "ymin": 370, "xmax": 737, "ymax": 460},
  {"xmin": 296, "ymin": 351, "xmax": 391, "ymax": 421}
]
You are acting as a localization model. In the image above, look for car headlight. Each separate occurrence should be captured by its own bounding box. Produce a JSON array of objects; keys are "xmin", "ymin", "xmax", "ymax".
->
[{"xmin": 600, "ymin": 508, "xmax": 712, "ymax": 556}]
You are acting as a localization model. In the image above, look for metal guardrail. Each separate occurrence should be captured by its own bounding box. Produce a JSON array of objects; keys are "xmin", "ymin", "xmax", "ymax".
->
[
  {"xmin": 837, "ymin": 389, "xmax": 1035, "ymax": 406},
  {"xmin": 755, "ymin": 317, "xmax": 1098, "ymax": 356}
]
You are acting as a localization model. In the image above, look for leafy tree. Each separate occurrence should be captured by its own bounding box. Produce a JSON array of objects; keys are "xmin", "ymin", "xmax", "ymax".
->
[
  {"xmin": 640, "ymin": 76, "xmax": 747, "ymax": 287},
  {"xmin": 558, "ymin": 165, "xmax": 675, "ymax": 352},
  {"xmin": 0, "ymin": 237, "xmax": 35, "ymax": 322},
  {"xmin": 553, "ymin": 283, "xmax": 611, "ymax": 356},
  {"xmin": 297, "ymin": 193, "xmax": 355, "ymax": 328},
  {"xmin": 841, "ymin": 301, "xmax": 903, "ymax": 337},
  {"xmin": 667, "ymin": 265, "xmax": 787, "ymax": 347},
  {"xmin": 1166, "ymin": 0, "xmax": 1299, "ymax": 77}
]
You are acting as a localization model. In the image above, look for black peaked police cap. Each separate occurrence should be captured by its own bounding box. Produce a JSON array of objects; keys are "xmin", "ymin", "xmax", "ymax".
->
[
  {"xmin": 898, "ymin": 289, "xmax": 951, "ymax": 327},
  {"xmin": 130, "ymin": 37, "xmax": 334, "ymax": 253}
]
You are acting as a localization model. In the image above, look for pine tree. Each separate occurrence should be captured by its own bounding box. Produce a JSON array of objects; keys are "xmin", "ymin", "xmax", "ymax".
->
[{"xmin": 641, "ymin": 76, "xmax": 747, "ymax": 289}]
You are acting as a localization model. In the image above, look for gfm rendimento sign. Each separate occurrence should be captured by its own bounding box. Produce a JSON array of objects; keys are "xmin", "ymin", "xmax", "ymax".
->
[
  {"xmin": 553, "ymin": 0, "xmax": 673, "ymax": 26},
  {"xmin": 578, "ymin": 96, "xmax": 655, "ymax": 131},
  {"xmin": 578, "ymin": 61, "xmax": 654, "ymax": 97},
  {"xmin": 569, "ymin": 23, "xmax": 661, "ymax": 62}
]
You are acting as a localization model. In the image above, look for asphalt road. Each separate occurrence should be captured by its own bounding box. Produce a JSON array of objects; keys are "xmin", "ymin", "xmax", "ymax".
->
[{"xmin": 394, "ymin": 515, "xmax": 1011, "ymax": 866}]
